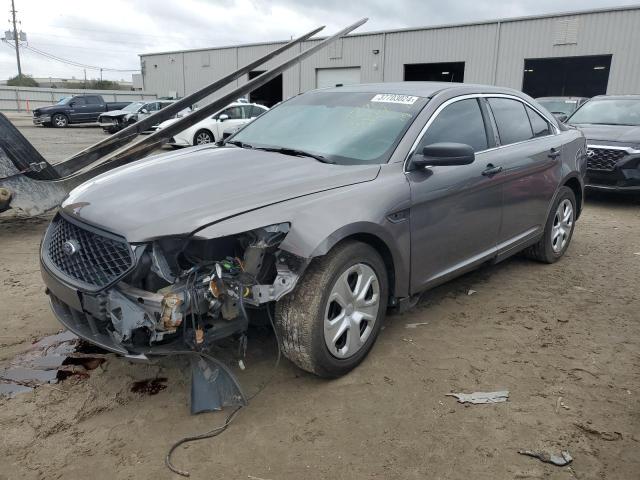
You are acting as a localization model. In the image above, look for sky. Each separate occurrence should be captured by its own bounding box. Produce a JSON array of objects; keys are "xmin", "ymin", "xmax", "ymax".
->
[{"xmin": 0, "ymin": 0, "xmax": 634, "ymax": 82}]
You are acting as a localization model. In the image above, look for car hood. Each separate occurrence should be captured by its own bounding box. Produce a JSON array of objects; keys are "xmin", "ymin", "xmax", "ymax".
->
[
  {"xmin": 157, "ymin": 118, "xmax": 179, "ymax": 129},
  {"xmin": 570, "ymin": 124, "xmax": 640, "ymax": 144},
  {"xmin": 99, "ymin": 110, "xmax": 132, "ymax": 118},
  {"xmin": 62, "ymin": 146, "xmax": 381, "ymax": 242},
  {"xmin": 35, "ymin": 105, "xmax": 58, "ymax": 114}
]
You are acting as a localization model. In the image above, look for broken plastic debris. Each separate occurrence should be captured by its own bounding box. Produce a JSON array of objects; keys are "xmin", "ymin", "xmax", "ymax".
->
[
  {"xmin": 467, "ymin": 289, "xmax": 477, "ymax": 296},
  {"xmin": 518, "ymin": 449, "xmax": 573, "ymax": 466},
  {"xmin": 405, "ymin": 322, "xmax": 429, "ymax": 329},
  {"xmin": 446, "ymin": 390, "xmax": 509, "ymax": 404}
]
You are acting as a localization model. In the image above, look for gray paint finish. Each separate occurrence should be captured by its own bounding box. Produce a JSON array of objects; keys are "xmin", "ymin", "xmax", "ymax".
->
[{"xmin": 57, "ymin": 83, "xmax": 586, "ymax": 300}]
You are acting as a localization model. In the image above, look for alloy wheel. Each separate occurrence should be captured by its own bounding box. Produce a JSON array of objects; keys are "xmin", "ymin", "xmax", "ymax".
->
[
  {"xmin": 195, "ymin": 132, "xmax": 212, "ymax": 144},
  {"xmin": 551, "ymin": 198, "xmax": 573, "ymax": 253},
  {"xmin": 324, "ymin": 263, "xmax": 380, "ymax": 359},
  {"xmin": 54, "ymin": 115, "xmax": 67, "ymax": 127}
]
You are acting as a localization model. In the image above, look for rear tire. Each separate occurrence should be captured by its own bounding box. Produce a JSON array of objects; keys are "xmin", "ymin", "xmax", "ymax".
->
[
  {"xmin": 275, "ymin": 241, "xmax": 388, "ymax": 378},
  {"xmin": 52, "ymin": 113, "xmax": 68, "ymax": 128},
  {"xmin": 524, "ymin": 186, "xmax": 576, "ymax": 263}
]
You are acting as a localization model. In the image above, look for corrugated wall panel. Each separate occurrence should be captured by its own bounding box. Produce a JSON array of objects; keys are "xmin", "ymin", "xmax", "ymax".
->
[
  {"xmin": 237, "ymin": 41, "xmax": 299, "ymax": 100},
  {"xmin": 141, "ymin": 53, "xmax": 185, "ymax": 98},
  {"xmin": 383, "ymin": 23, "xmax": 498, "ymax": 84},
  {"xmin": 496, "ymin": 9, "xmax": 640, "ymax": 93},
  {"xmin": 298, "ymin": 34, "xmax": 385, "ymax": 93},
  {"xmin": 183, "ymin": 48, "xmax": 237, "ymax": 107},
  {"xmin": 140, "ymin": 7, "xmax": 640, "ymax": 101}
]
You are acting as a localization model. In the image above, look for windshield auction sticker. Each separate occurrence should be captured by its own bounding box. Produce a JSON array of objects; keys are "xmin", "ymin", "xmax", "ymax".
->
[{"xmin": 371, "ymin": 94, "xmax": 419, "ymax": 105}]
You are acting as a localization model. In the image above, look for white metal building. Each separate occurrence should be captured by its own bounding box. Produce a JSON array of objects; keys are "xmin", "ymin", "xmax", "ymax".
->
[{"xmin": 140, "ymin": 5, "xmax": 640, "ymax": 107}]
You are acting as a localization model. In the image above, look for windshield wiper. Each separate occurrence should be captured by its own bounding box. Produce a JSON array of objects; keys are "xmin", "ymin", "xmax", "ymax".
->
[
  {"xmin": 226, "ymin": 140, "xmax": 253, "ymax": 149},
  {"xmin": 254, "ymin": 146, "xmax": 335, "ymax": 164}
]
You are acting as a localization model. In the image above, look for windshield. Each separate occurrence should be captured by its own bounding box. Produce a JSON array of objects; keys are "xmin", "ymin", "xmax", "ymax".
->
[
  {"xmin": 230, "ymin": 91, "xmax": 428, "ymax": 165},
  {"xmin": 538, "ymin": 99, "xmax": 579, "ymax": 116},
  {"xmin": 123, "ymin": 101, "xmax": 145, "ymax": 112},
  {"xmin": 568, "ymin": 99, "xmax": 640, "ymax": 126},
  {"xmin": 56, "ymin": 97, "xmax": 71, "ymax": 105}
]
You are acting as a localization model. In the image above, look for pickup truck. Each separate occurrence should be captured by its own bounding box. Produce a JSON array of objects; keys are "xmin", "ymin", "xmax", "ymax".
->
[{"xmin": 32, "ymin": 95, "xmax": 133, "ymax": 128}]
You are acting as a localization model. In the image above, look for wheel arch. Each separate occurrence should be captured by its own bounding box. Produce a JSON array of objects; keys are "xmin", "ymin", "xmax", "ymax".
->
[
  {"xmin": 308, "ymin": 223, "xmax": 406, "ymax": 301},
  {"xmin": 562, "ymin": 175, "xmax": 583, "ymax": 219}
]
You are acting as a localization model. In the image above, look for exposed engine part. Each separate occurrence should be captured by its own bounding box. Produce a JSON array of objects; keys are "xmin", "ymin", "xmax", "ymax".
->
[
  {"xmin": 101, "ymin": 223, "xmax": 302, "ymax": 350},
  {"xmin": 160, "ymin": 293, "xmax": 184, "ymax": 330}
]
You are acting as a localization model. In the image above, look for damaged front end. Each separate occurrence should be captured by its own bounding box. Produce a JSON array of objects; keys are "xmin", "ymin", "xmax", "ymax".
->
[{"xmin": 40, "ymin": 213, "xmax": 302, "ymax": 356}]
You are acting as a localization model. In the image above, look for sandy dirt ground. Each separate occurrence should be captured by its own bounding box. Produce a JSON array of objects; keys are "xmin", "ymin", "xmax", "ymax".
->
[{"xmin": 0, "ymin": 121, "xmax": 639, "ymax": 480}]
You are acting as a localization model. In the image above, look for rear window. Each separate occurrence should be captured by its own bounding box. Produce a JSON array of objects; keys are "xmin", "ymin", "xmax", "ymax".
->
[{"xmin": 488, "ymin": 98, "xmax": 533, "ymax": 145}]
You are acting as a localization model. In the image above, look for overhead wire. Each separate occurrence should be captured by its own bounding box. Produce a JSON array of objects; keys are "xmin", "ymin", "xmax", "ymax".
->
[{"xmin": 4, "ymin": 40, "xmax": 139, "ymax": 72}]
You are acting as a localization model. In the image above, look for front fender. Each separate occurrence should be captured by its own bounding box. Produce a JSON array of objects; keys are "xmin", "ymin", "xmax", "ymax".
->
[{"xmin": 194, "ymin": 163, "xmax": 412, "ymax": 298}]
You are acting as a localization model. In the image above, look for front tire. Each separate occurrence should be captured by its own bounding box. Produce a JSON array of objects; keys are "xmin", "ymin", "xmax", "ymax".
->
[
  {"xmin": 524, "ymin": 186, "xmax": 576, "ymax": 263},
  {"xmin": 193, "ymin": 129, "xmax": 214, "ymax": 145},
  {"xmin": 275, "ymin": 241, "xmax": 388, "ymax": 378},
  {"xmin": 52, "ymin": 114, "xmax": 68, "ymax": 128}
]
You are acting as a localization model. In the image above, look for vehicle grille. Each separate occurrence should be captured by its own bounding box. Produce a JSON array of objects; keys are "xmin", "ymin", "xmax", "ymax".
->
[
  {"xmin": 43, "ymin": 214, "xmax": 134, "ymax": 291},
  {"xmin": 586, "ymin": 147, "xmax": 626, "ymax": 171}
]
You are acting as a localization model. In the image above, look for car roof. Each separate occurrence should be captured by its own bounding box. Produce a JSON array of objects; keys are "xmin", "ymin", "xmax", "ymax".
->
[
  {"xmin": 589, "ymin": 94, "xmax": 640, "ymax": 100},
  {"xmin": 536, "ymin": 96, "xmax": 588, "ymax": 101},
  {"xmin": 318, "ymin": 81, "xmax": 526, "ymax": 98}
]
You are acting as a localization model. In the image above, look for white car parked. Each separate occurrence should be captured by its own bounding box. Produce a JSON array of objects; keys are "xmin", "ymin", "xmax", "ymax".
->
[{"xmin": 158, "ymin": 102, "xmax": 268, "ymax": 146}]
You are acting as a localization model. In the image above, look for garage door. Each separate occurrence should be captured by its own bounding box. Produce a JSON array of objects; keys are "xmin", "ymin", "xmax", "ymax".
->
[
  {"xmin": 522, "ymin": 55, "xmax": 612, "ymax": 98},
  {"xmin": 316, "ymin": 67, "xmax": 361, "ymax": 89}
]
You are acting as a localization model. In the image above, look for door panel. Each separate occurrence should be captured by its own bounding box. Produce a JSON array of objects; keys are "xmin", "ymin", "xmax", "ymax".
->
[
  {"xmin": 68, "ymin": 98, "xmax": 87, "ymax": 121},
  {"xmin": 486, "ymin": 98, "xmax": 561, "ymax": 248},
  {"xmin": 407, "ymin": 97, "xmax": 502, "ymax": 293},
  {"xmin": 408, "ymin": 153, "xmax": 502, "ymax": 291},
  {"xmin": 494, "ymin": 138, "xmax": 561, "ymax": 247}
]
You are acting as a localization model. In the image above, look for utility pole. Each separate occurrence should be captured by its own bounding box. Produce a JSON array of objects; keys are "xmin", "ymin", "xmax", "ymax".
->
[{"xmin": 10, "ymin": 0, "xmax": 22, "ymax": 80}]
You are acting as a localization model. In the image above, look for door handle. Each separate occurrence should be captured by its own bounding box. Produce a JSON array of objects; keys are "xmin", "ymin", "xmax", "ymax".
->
[
  {"xmin": 482, "ymin": 164, "xmax": 503, "ymax": 176},
  {"xmin": 548, "ymin": 147, "xmax": 561, "ymax": 159}
]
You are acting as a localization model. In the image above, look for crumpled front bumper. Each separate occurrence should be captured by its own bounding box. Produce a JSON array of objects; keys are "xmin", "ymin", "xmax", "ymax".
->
[
  {"xmin": 41, "ymin": 260, "xmax": 129, "ymax": 354},
  {"xmin": 33, "ymin": 115, "xmax": 51, "ymax": 125}
]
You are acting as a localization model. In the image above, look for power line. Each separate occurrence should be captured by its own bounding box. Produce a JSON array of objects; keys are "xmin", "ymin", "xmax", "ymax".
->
[
  {"xmin": 7, "ymin": 41, "xmax": 140, "ymax": 72},
  {"xmin": 28, "ymin": 32, "xmax": 153, "ymax": 49},
  {"xmin": 44, "ymin": 24, "xmax": 192, "ymax": 41}
]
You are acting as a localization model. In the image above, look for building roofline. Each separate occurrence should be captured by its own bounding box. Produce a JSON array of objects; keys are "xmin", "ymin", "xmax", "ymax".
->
[{"xmin": 139, "ymin": 3, "xmax": 640, "ymax": 57}]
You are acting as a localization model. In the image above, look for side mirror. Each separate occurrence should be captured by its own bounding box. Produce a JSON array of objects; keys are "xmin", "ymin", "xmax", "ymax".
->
[
  {"xmin": 554, "ymin": 113, "xmax": 568, "ymax": 123},
  {"xmin": 69, "ymin": 102, "xmax": 75, "ymax": 107},
  {"xmin": 218, "ymin": 114, "xmax": 229, "ymax": 122},
  {"xmin": 140, "ymin": 108, "xmax": 149, "ymax": 114},
  {"xmin": 411, "ymin": 142, "xmax": 475, "ymax": 169}
]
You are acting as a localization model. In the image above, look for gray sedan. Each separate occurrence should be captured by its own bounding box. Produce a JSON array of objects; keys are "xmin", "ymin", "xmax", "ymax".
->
[{"xmin": 40, "ymin": 82, "xmax": 587, "ymax": 378}]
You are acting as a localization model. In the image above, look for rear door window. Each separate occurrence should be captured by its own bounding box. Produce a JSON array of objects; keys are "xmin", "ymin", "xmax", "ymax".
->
[
  {"xmin": 526, "ymin": 106, "xmax": 552, "ymax": 138},
  {"xmin": 418, "ymin": 98, "xmax": 489, "ymax": 152},
  {"xmin": 251, "ymin": 105, "xmax": 268, "ymax": 117},
  {"xmin": 221, "ymin": 106, "xmax": 244, "ymax": 119},
  {"xmin": 86, "ymin": 96, "xmax": 102, "ymax": 105},
  {"xmin": 488, "ymin": 98, "xmax": 534, "ymax": 145},
  {"xmin": 144, "ymin": 102, "xmax": 159, "ymax": 112}
]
